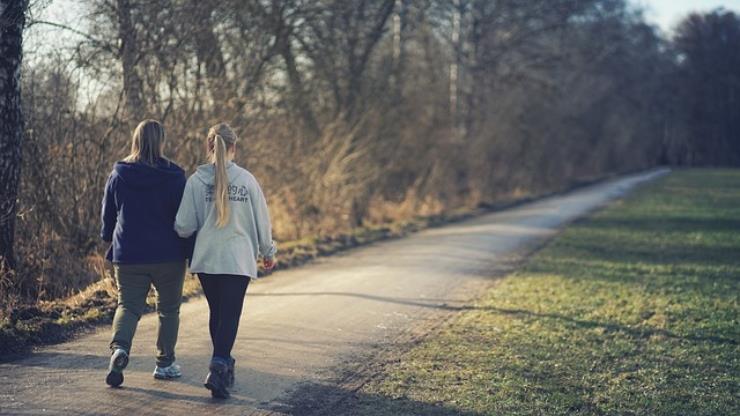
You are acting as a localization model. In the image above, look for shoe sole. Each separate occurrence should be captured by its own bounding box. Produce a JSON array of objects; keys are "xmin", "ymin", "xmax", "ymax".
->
[
  {"xmin": 153, "ymin": 372, "xmax": 182, "ymax": 380},
  {"xmin": 106, "ymin": 353, "xmax": 129, "ymax": 387},
  {"xmin": 204, "ymin": 372, "xmax": 230, "ymax": 399},
  {"xmin": 106, "ymin": 371, "xmax": 123, "ymax": 387},
  {"xmin": 204, "ymin": 381, "xmax": 230, "ymax": 399}
]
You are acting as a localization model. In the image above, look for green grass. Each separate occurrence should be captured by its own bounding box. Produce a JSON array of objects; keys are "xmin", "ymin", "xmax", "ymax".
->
[{"xmin": 351, "ymin": 169, "xmax": 740, "ymax": 416}]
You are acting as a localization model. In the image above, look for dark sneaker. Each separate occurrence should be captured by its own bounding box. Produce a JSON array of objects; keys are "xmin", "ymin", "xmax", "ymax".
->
[
  {"xmin": 226, "ymin": 357, "xmax": 235, "ymax": 388},
  {"xmin": 106, "ymin": 348, "xmax": 129, "ymax": 387},
  {"xmin": 204, "ymin": 358, "xmax": 230, "ymax": 399}
]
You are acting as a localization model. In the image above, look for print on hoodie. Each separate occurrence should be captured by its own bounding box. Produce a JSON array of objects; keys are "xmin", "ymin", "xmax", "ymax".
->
[{"xmin": 175, "ymin": 161, "xmax": 276, "ymax": 279}]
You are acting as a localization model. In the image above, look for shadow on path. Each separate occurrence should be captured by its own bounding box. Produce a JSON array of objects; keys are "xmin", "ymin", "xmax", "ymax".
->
[
  {"xmin": 249, "ymin": 291, "xmax": 475, "ymax": 312},
  {"xmin": 275, "ymin": 381, "xmax": 482, "ymax": 416}
]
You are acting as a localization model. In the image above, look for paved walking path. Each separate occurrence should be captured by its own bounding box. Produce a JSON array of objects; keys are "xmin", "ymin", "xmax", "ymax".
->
[{"xmin": 0, "ymin": 169, "xmax": 668, "ymax": 415}]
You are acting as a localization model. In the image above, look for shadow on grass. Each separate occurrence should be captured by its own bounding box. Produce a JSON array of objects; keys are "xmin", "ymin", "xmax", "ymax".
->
[
  {"xmin": 482, "ymin": 306, "xmax": 739, "ymax": 346},
  {"xmin": 549, "ymin": 238, "xmax": 740, "ymax": 269},
  {"xmin": 559, "ymin": 215, "xmax": 740, "ymax": 268},
  {"xmin": 250, "ymin": 292, "xmax": 738, "ymax": 346},
  {"xmin": 583, "ymin": 216, "xmax": 740, "ymax": 234},
  {"xmin": 275, "ymin": 381, "xmax": 482, "ymax": 416}
]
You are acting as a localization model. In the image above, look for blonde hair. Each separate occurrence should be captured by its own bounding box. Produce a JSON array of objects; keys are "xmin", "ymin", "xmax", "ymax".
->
[
  {"xmin": 123, "ymin": 119, "xmax": 166, "ymax": 166},
  {"xmin": 207, "ymin": 123, "xmax": 238, "ymax": 228}
]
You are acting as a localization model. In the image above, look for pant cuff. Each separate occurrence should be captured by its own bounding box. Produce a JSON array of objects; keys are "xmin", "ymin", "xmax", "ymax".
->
[
  {"xmin": 110, "ymin": 342, "xmax": 130, "ymax": 354},
  {"xmin": 156, "ymin": 354, "xmax": 176, "ymax": 367}
]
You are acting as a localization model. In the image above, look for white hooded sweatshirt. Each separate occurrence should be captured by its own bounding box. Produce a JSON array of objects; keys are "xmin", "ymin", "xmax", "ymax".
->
[{"xmin": 175, "ymin": 161, "xmax": 276, "ymax": 278}]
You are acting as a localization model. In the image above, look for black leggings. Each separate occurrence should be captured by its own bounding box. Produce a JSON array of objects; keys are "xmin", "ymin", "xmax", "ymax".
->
[{"xmin": 197, "ymin": 274, "xmax": 250, "ymax": 360}]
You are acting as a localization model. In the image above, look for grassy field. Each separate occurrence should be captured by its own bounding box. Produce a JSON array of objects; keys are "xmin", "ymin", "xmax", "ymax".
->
[{"xmin": 347, "ymin": 170, "xmax": 740, "ymax": 415}]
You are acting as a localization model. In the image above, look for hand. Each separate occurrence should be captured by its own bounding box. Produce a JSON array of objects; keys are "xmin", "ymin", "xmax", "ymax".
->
[{"xmin": 263, "ymin": 257, "xmax": 276, "ymax": 271}]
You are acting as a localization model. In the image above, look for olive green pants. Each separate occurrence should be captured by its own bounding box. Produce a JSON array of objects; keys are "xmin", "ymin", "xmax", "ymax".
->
[{"xmin": 110, "ymin": 261, "xmax": 186, "ymax": 367}]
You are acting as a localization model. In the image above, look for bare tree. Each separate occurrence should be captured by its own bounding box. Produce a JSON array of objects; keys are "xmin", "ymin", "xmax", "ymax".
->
[
  {"xmin": 190, "ymin": 0, "xmax": 227, "ymax": 98},
  {"xmin": 116, "ymin": 0, "xmax": 145, "ymax": 120},
  {"xmin": 8, "ymin": 0, "xmax": 694, "ymax": 300},
  {"xmin": 294, "ymin": 0, "xmax": 396, "ymax": 120},
  {"xmin": 0, "ymin": 0, "xmax": 29, "ymax": 271}
]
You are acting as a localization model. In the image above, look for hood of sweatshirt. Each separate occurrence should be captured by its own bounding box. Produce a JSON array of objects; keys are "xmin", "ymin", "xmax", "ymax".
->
[
  {"xmin": 112, "ymin": 159, "xmax": 184, "ymax": 189},
  {"xmin": 193, "ymin": 161, "xmax": 243, "ymax": 185}
]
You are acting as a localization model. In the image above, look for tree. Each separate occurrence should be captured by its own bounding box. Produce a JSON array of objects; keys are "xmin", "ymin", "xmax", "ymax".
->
[
  {"xmin": 0, "ymin": 0, "xmax": 29, "ymax": 271},
  {"xmin": 294, "ymin": 0, "xmax": 396, "ymax": 120},
  {"xmin": 9, "ymin": 0, "xmax": 685, "ymax": 299},
  {"xmin": 674, "ymin": 10, "xmax": 740, "ymax": 165},
  {"xmin": 116, "ymin": 0, "xmax": 146, "ymax": 120},
  {"xmin": 189, "ymin": 0, "xmax": 227, "ymax": 98}
]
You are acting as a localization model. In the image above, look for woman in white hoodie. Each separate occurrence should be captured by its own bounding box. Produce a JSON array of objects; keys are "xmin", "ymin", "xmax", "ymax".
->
[{"xmin": 175, "ymin": 122, "xmax": 276, "ymax": 399}]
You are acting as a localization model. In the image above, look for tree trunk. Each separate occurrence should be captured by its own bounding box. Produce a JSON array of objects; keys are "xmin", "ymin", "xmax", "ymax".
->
[
  {"xmin": 0, "ymin": 0, "xmax": 28, "ymax": 271},
  {"xmin": 191, "ymin": 0, "xmax": 227, "ymax": 99},
  {"xmin": 343, "ymin": 0, "xmax": 395, "ymax": 121},
  {"xmin": 277, "ymin": 30, "xmax": 320, "ymax": 138},
  {"xmin": 116, "ymin": 0, "xmax": 145, "ymax": 120}
]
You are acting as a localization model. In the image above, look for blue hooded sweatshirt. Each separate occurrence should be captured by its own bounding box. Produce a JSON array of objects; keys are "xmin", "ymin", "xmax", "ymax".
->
[{"xmin": 101, "ymin": 158, "xmax": 190, "ymax": 263}]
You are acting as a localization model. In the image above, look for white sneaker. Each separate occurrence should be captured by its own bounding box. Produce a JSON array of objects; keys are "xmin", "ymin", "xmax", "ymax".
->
[{"xmin": 153, "ymin": 362, "xmax": 182, "ymax": 379}]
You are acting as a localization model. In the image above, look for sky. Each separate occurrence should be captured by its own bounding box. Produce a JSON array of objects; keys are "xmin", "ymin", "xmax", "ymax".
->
[
  {"xmin": 24, "ymin": 0, "xmax": 740, "ymax": 60},
  {"xmin": 31, "ymin": 0, "xmax": 740, "ymax": 38},
  {"xmin": 638, "ymin": 0, "xmax": 740, "ymax": 32},
  {"xmin": 22, "ymin": 0, "xmax": 740, "ymax": 109}
]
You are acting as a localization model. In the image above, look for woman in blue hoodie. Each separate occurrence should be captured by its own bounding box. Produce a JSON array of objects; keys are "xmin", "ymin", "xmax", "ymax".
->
[
  {"xmin": 175, "ymin": 122, "xmax": 276, "ymax": 399},
  {"xmin": 101, "ymin": 119, "xmax": 189, "ymax": 387}
]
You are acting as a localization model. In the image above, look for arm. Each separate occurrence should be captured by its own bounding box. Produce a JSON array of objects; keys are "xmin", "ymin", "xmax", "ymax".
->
[
  {"xmin": 174, "ymin": 178, "xmax": 199, "ymax": 238},
  {"xmin": 172, "ymin": 171, "xmax": 196, "ymax": 259},
  {"xmin": 100, "ymin": 173, "xmax": 117, "ymax": 242},
  {"xmin": 250, "ymin": 177, "xmax": 277, "ymax": 259},
  {"xmin": 172, "ymin": 171, "xmax": 187, "ymax": 214}
]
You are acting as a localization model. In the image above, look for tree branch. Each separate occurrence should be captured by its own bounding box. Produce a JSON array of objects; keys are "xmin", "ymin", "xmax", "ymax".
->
[{"xmin": 26, "ymin": 19, "xmax": 116, "ymax": 54}]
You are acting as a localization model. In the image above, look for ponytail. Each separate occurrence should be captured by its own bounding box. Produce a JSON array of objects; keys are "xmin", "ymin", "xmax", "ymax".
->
[
  {"xmin": 213, "ymin": 134, "xmax": 230, "ymax": 228},
  {"xmin": 206, "ymin": 123, "xmax": 239, "ymax": 228}
]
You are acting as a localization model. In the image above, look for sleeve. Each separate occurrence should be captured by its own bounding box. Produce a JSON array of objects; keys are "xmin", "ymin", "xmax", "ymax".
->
[
  {"xmin": 100, "ymin": 173, "xmax": 117, "ymax": 242},
  {"xmin": 250, "ymin": 177, "xmax": 277, "ymax": 259},
  {"xmin": 172, "ymin": 171, "xmax": 187, "ymax": 213},
  {"xmin": 174, "ymin": 178, "xmax": 200, "ymax": 238}
]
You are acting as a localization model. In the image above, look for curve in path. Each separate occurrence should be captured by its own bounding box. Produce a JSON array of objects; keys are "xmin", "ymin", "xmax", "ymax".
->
[{"xmin": 0, "ymin": 169, "xmax": 668, "ymax": 415}]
